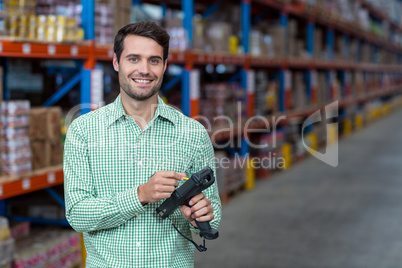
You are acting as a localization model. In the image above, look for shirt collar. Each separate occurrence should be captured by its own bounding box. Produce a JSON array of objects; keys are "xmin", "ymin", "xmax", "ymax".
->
[{"xmin": 107, "ymin": 94, "xmax": 176, "ymax": 127}]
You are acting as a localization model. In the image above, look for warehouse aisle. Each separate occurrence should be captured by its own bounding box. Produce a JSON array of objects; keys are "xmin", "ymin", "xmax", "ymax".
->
[{"xmin": 195, "ymin": 109, "xmax": 402, "ymax": 268}]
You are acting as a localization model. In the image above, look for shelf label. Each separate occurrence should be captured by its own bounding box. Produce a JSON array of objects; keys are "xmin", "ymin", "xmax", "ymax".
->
[
  {"xmin": 247, "ymin": 70, "xmax": 255, "ymax": 94},
  {"xmin": 22, "ymin": 178, "xmax": 30, "ymax": 190},
  {"xmin": 22, "ymin": 43, "xmax": 31, "ymax": 54},
  {"xmin": 71, "ymin": 46, "xmax": 78, "ymax": 56},
  {"xmin": 190, "ymin": 69, "xmax": 200, "ymax": 99},
  {"xmin": 108, "ymin": 49, "xmax": 113, "ymax": 58},
  {"xmin": 0, "ymin": 42, "xmax": 2, "ymax": 52},
  {"xmin": 0, "ymin": 185, "xmax": 3, "ymax": 196},
  {"xmin": 91, "ymin": 69, "xmax": 104, "ymax": 108},
  {"xmin": 48, "ymin": 45, "xmax": 56, "ymax": 55},
  {"xmin": 47, "ymin": 172, "xmax": 56, "ymax": 183}
]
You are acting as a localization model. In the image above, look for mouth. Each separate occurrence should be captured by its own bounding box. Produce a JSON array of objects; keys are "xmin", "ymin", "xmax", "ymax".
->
[{"xmin": 132, "ymin": 78, "xmax": 153, "ymax": 84}]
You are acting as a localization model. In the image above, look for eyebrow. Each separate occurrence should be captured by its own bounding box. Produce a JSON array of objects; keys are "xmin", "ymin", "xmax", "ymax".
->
[{"xmin": 125, "ymin": 54, "xmax": 163, "ymax": 61}]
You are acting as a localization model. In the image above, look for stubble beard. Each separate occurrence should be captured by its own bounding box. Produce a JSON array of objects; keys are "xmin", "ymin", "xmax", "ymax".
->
[{"xmin": 120, "ymin": 73, "xmax": 163, "ymax": 101}]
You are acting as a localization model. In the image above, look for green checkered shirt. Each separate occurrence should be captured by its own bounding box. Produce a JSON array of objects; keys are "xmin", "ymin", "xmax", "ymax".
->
[{"xmin": 64, "ymin": 95, "xmax": 222, "ymax": 267}]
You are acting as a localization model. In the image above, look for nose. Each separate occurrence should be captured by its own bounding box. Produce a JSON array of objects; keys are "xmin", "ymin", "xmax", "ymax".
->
[{"xmin": 138, "ymin": 60, "xmax": 150, "ymax": 76}]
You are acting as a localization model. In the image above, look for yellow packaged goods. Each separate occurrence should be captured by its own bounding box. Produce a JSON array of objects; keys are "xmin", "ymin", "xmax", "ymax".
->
[
  {"xmin": 0, "ymin": 217, "xmax": 11, "ymax": 241},
  {"xmin": 75, "ymin": 28, "xmax": 84, "ymax": 41},
  {"xmin": 36, "ymin": 14, "xmax": 46, "ymax": 27},
  {"xmin": 57, "ymin": 16, "xmax": 66, "ymax": 27},
  {"xmin": 27, "ymin": 14, "xmax": 36, "ymax": 39},
  {"xmin": 66, "ymin": 17, "xmax": 76, "ymax": 28},
  {"xmin": 56, "ymin": 26, "xmax": 65, "ymax": 42},
  {"xmin": 46, "ymin": 15, "xmax": 56, "ymax": 27},
  {"xmin": 45, "ymin": 26, "xmax": 56, "ymax": 42},
  {"xmin": 36, "ymin": 26, "xmax": 45, "ymax": 41},
  {"xmin": 19, "ymin": 14, "xmax": 28, "ymax": 38},
  {"xmin": 9, "ymin": 15, "xmax": 18, "ymax": 37}
]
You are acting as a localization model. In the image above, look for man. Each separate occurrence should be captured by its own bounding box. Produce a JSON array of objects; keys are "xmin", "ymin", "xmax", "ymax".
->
[{"xmin": 64, "ymin": 21, "xmax": 222, "ymax": 267}]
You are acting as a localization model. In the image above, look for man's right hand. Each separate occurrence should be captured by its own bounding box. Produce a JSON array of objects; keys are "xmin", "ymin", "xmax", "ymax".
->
[{"xmin": 138, "ymin": 171, "xmax": 186, "ymax": 205}]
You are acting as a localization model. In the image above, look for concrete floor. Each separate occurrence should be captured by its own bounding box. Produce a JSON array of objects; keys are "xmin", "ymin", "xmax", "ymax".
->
[{"xmin": 195, "ymin": 109, "xmax": 402, "ymax": 268}]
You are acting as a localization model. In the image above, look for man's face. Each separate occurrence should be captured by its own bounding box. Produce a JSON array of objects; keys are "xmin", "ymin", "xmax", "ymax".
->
[{"xmin": 113, "ymin": 35, "xmax": 167, "ymax": 101}]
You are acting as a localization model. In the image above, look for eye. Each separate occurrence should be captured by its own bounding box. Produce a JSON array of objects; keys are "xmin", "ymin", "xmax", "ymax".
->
[
  {"xmin": 150, "ymin": 58, "xmax": 160, "ymax": 64},
  {"xmin": 129, "ymin": 57, "xmax": 138, "ymax": 62}
]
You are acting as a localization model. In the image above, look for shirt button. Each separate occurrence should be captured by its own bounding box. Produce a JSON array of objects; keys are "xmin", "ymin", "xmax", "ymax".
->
[
  {"xmin": 138, "ymin": 134, "xmax": 143, "ymax": 139},
  {"xmin": 136, "ymin": 242, "xmax": 141, "ymax": 247},
  {"xmin": 137, "ymin": 160, "xmax": 142, "ymax": 166}
]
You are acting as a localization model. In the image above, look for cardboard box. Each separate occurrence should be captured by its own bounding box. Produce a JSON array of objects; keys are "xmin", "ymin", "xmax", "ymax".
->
[
  {"xmin": 30, "ymin": 140, "xmax": 49, "ymax": 169},
  {"xmin": 30, "ymin": 140, "xmax": 62, "ymax": 170},
  {"xmin": 206, "ymin": 22, "xmax": 232, "ymax": 53},
  {"xmin": 29, "ymin": 106, "xmax": 62, "ymax": 141},
  {"xmin": 28, "ymin": 107, "xmax": 47, "ymax": 140}
]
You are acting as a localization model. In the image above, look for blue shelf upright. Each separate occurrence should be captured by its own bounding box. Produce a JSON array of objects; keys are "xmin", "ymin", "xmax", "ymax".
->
[
  {"xmin": 181, "ymin": 0, "xmax": 194, "ymax": 117},
  {"xmin": 240, "ymin": 0, "xmax": 251, "ymax": 157},
  {"xmin": 81, "ymin": 0, "xmax": 95, "ymax": 115}
]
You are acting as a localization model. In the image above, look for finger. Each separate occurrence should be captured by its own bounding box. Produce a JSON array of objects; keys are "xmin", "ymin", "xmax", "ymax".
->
[
  {"xmin": 177, "ymin": 172, "xmax": 187, "ymax": 178},
  {"xmin": 156, "ymin": 185, "xmax": 176, "ymax": 193},
  {"xmin": 194, "ymin": 213, "xmax": 214, "ymax": 222},
  {"xmin": 190, "ymin": 198, "xmax": 208, "ymax": 212},
  {"xmin": 188, "ymin": 193, "xmax": 205, "ymax": 206},
  {"xmin": 180, "ymin": 205, "xmax": 193, "ymax": 220},
  {"xmin": 154, "ymin": 176, "xmax": 180, "ymax": 186},
  {"xmin": 158, "ymin": 171, "xmax": 186, "ymax": 181},
  {"xmin": 191, "ymin": 206, "xmax": 211, "ymax": 219}
]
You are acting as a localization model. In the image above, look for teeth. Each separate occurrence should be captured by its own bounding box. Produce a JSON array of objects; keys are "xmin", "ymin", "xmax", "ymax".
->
[{"xmin": 134, "ymin": 79, "xmax": 151, "ymax": 83}]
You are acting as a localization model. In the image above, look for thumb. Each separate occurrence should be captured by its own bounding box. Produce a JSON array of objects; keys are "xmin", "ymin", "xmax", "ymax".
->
[
  {"xmin": 178, "ymin": 173, "xmax": 187, "ymax": 179},
  {"xmin": 180, "ymin": 205, "xmax": 192, "ymax": 217}
]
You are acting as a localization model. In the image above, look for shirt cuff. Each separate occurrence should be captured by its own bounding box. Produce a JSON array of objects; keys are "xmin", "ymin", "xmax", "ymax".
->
[{"xmin": 117, "ymin": 186, "xmax": 146, "ymax": 220}]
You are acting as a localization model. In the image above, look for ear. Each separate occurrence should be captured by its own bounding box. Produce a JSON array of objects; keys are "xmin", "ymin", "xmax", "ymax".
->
[
  {"xmin": 163, "ymin": 59, "xmax": 167, "ymax": 73},
  {"xmin": 113, "ymin": 53, "xmax": 119, "ymax": 72}
]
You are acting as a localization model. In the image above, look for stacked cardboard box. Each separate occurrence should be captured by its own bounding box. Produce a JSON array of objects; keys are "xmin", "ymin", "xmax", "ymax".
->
[
  {"xmin": 95, "ymin": 3, "xmax": 114, "ymax": 45},
  {"xmin": 314, "ymin": 27, "xmax": 324, "ymax": 59},
  {"xmin": 199, "ymin": 83, "xmax": 245, "ymax": 129},
  {"xmin": 165, "ymin": 17, "xmax": 188, "ymax": 51},
  {"xmin": 1, "ymin": 101, "xmax": 32, "ymax": 176},
  {"xmin": 267, "ymin": 25, "xmax": 286, "ymax": 58},
  {"xmin": 217, "ymin": 155, "xmax": 246, "ymax": 195},
  {"xmin": 206, "ymin": 21, "xmax": 232, "ymax": 53},
  {"xmin": 254, "ymin": 71, "xmax": 278, "ymax": 116},
  {"xmin": 291, "ymin": 71, "xmax": 307, "ymax": 109},
  {"xmin": 215, "ymin": 151, "xmax": 227, "ymax": 196},
  {"xmin": 105, "ymin": 0, "xmax": 131, "ymax": 36},
  {"xmin": 250, "ymin": 131, "xmax": 285, "ymax": 179},
  {"xmin": 29, "ymin": 107, "xmax": 62, "ymax": 170},
  {"xmin": 317, "ymin": 71, "xmax": 328, "ymax": 105}
]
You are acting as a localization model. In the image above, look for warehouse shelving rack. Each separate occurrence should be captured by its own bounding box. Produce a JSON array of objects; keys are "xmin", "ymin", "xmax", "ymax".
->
[
  {"xmin": 1, "ymin": 0, "xmax": 402, "ymax": 219},
  {"xmin": 0, "ymin": 0, "xmax": 97, "ymax": 223}
]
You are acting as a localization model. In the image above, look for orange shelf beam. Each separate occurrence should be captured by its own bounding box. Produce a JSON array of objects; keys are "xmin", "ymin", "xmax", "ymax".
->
[
  {"xmin": 0, "ymin": 167, "xmax": 64, "ymax": 200},
  {"xmin": 0, "ymin": 39, "xmax": 90, "ymax": 59}
]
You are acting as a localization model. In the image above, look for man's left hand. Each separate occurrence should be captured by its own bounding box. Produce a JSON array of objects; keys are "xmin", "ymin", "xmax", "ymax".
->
[{"xmin": 180, "ymin": 193, "xmax": 214, "ymax": 228}]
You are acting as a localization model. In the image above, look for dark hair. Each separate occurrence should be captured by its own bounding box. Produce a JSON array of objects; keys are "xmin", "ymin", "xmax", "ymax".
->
[{"xmin": 114, "ymin": 21, "xmax": 170, "ymax": 63}]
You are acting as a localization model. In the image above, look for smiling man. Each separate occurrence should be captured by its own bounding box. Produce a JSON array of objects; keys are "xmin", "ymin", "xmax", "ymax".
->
[{"xmin": 63, "ymin": 21, "xmax": 222, "ymax": 267}]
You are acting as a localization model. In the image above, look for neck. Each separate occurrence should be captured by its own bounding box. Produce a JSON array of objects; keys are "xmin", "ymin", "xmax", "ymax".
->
[{"xmin": 120, "ymin": 92, "xmax": 159, "ymax": 130}]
